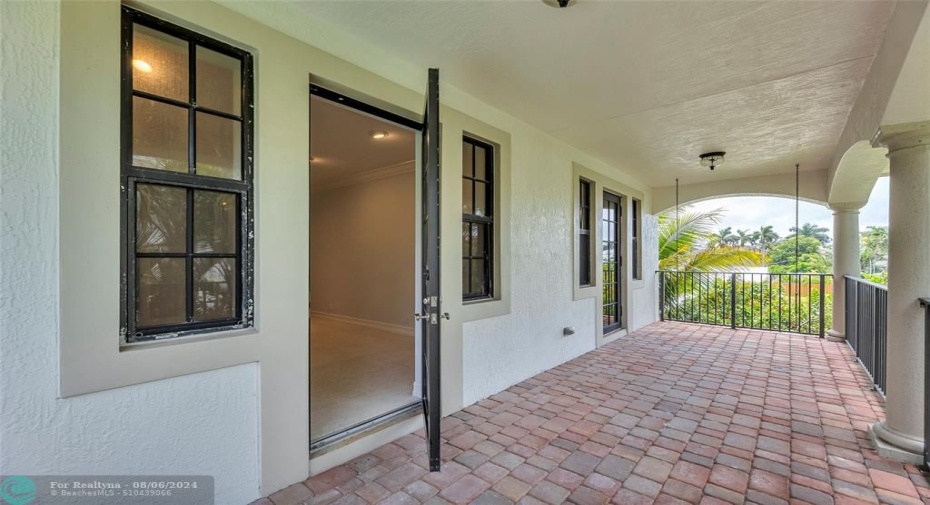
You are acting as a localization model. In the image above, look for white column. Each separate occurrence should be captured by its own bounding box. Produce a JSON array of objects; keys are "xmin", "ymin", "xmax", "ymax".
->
[
  {"xmin": 827, "ymin": 205, "xmax": 862, "ymax": 341},
  {"xmin": 870, "ymin": 121, "xmax": 930, "ymax": 464}
]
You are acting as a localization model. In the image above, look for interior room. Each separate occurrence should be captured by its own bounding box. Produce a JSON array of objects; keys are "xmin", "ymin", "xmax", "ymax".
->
[{"xmin": 309, "ymin": 93, "xmax": 418, "ymax": 442}]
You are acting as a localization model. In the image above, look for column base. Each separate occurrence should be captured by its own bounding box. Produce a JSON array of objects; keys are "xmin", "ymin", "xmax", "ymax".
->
[
  {"xmin": 826, "ymin": 329, "xmax": 846, "ymax": 342},
  {"xmin": 869, "ymin": 421, "xmax": 924, "ymax": 465}
]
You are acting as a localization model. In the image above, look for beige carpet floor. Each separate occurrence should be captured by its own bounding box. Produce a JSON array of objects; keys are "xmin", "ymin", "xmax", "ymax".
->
[{"xmin": 310, "ymin": 316, "xmax": 417, "ymax": 441}]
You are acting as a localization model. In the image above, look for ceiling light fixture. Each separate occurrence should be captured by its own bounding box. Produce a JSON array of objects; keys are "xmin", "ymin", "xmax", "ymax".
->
[
  {"xmin": 542, "ymin": 0, "xmax": 577, "ymax": 7},
  {"xmin": 369, "ymin": 130, "xmax": 389, "ymax": 139},
  {"xmin": 132, "ymin": 59, "xmax": 153, "ymax": 73},
  {"xmin": 699, "ymin": 151, "xmax": 726, "ymax": 171}
]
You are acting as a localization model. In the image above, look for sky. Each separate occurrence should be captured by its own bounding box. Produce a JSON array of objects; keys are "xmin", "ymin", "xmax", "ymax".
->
[{"xmin": 687, "ymin": 176, "xmax": 889, "ymax": 238}]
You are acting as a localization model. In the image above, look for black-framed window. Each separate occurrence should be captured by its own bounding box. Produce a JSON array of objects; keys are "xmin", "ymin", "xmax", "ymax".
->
[
  {"xmin": 121, "ymin": 6, "xmax": 254, "ymax": 342},
  {"xmin": 579, "ymin": 179, "xmax": 593, "ymax": 287},
  {"xmin": 632, "ymin": 198, "xmax": 642, "ymax": 280},
  {"xmin": 462, "ymin": 137, "xmax": 494, "ymax": 300}
]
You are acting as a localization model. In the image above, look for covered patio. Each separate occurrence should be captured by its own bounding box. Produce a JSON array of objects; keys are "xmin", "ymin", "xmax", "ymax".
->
[{"xmin": 260, "ymin": 322, "xmax": 926, "ymax": 505}]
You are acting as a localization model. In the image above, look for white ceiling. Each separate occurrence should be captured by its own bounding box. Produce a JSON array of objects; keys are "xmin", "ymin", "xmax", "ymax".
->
[
  {"xmin": 292, "ymin": 0, "xmax": 895, "ymax": 186},
  {"xmin": 310, "ymin": 95, "xmax": 415, "ymax": 188}
]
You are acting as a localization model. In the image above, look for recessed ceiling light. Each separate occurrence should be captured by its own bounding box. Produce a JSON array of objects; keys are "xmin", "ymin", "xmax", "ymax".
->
[
  {"xmin": 369, "ymin": 130, "xmax": 389, "ymax": 139},
  {"xmin": 132, "ymin": 59, "xmax": 153, "ymax": 73}
]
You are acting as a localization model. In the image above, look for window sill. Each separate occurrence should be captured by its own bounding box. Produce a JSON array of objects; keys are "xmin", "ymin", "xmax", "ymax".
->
[
  {"xmin": 573, "ymin": 283, "xmax": 598, "ymax": 301},
  {"xmin": 121, "ymin": 326, "xmax": 259, "ymax": 352},
  {"xmin": 463, "ymin": 296, "xmax": 495, "ymax": 306},
  {"xmin": 460, "ymin": 294, "xmax": 510, "ymax": 322}
]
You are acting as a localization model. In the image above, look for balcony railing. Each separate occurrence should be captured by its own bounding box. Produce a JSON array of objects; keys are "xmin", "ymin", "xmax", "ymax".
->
[
  {"xmin": 658, "ymin": 271, "xmax": 831, "ymax": 337},
  {"xmin": 845, "ymin": 276, "xmax": 887, "ymax": 396}
]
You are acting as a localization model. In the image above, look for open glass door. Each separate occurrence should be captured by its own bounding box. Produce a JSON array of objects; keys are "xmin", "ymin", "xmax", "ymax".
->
[
  {"xmin": 419, "ymin": 68, "xmax": 443, "ymax": 472},
  {"xmin": 603, "ymin": 192, "xmax": 622, "ymax": 333}
]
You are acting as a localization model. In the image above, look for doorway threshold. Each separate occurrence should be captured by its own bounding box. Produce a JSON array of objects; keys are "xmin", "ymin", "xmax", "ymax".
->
[{"xmin": 310, "ymin": 401, "xmax": 421, "ymax": 457}]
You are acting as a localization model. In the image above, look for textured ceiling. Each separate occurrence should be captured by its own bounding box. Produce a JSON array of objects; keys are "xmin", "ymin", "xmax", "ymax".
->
[
  {"xmin": 310, "ymin": 95, "xmax": 415, "ymax": 188},
  {"xmin": 291, "ymin": 0, "xmax": 894, "ymax": 186}
]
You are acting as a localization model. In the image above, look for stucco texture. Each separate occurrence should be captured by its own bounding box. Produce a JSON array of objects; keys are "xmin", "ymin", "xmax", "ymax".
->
[
  {"xmin": 0, "ymin": 2, "xmax": 260, "ymax": 503},
  {"xmin": 462, "ymin": 125, "xmax": 660, "ymax": 405}
]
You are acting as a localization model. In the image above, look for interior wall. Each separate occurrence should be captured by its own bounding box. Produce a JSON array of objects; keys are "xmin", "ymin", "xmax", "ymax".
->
[{"xmin": 311, "ymin": 166, "xmax": 415, "ymax": 329}]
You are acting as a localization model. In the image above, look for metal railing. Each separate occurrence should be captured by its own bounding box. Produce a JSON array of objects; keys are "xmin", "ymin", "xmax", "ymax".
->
[
  {"xmin": 919, "ymin": 297, "xmax": 930, "ymax": 472},
  {"xmin": 845, "ymin": 276, "xmax": 888, "ymax": 396},
  {"xmin": 658, "ymin": 271, "xmax": 831, "ymax": 337}
]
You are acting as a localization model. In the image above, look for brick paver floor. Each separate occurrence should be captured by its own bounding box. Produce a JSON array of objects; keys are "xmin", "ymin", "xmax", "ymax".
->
[{"xmin": 258, "ymin": 322, "xmax": 930, "ymax": 505}]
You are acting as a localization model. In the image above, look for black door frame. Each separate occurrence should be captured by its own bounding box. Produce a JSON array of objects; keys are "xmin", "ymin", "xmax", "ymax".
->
[
  {"xmin": 419, "ymin": 68, "xmax": 443, "ymax": 472},
  {"xmin": 602, "ymin": 192, "xmax": 623, "ymax": 334},
  {"xmin": 307, "ymin": 82, "xmax": 438, "ymax": 454}
]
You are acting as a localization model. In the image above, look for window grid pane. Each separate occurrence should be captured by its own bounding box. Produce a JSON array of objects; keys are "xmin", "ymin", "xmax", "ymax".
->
[
  {"xmin": 132, "ymin": 97, "xmax": 189, "ymax": 172},
  {"xmin": 132, "ymin": 24, "xmax": 189, "ymax": 101},
  {"xmin": 462, "ymin": 135, "xmax": 494, "ymax": 300}
]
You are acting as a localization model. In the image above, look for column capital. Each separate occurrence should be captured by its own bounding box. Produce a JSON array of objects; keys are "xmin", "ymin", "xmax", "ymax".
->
[
  {"xmin": 872, "ymin": 121, "xmax": 930, "ymax": 155},
  {"xmin": 827, "ymin": 202, "xmax": 864, "ymax": 213}
]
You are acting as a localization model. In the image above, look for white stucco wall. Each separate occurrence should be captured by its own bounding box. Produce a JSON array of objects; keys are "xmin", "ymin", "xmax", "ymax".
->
[
  {"xmin": 630, "ymin": 214, "xmax": 660, "ymax": 331},
  {"xmin": 461, "ymin": 126, "xmax": 660, "ymax": 406},
  {"xmin": 0, "ymin": 3, "xmax": 261, "ymax": 504}
]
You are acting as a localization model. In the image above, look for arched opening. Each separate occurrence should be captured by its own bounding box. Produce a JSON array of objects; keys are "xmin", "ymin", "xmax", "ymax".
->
[{"xmin": 659, "ymin": 194, "xmax": 832, "ymax": 273}]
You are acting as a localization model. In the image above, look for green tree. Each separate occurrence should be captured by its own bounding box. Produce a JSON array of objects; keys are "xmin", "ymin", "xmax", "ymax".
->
[
  {"xmin": 659, "ymin": 207, "xmax": 762, "ymax": 272},
  {"xmin": 755, "ymin": 225, "xmax": 779, "ymax": 267},
  {"xmin": 768, "ymin": 236, "xmax": 831, "ymax": 274},
  {"xmin": 788, "ymin": 222, "xmax": 830, "ymax": 246},
  {"xmin": 860, "ymin": 225, "xmax": 888, "ymax": 275}
]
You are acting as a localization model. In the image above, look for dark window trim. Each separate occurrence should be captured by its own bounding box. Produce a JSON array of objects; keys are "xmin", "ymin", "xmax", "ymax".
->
[
  {"xmin": 632, "ymin": 198, "xmax": 642, "ymax": 280},
  {"xmin": 578, "ymin": 178, "xmax": 593, "ymax": 287},
  {"xmin": 120, "ymin": 6, "xmax": 254, "ymax": 343},
  {"xmin": 462, "ymin": 136, "xmax": 495, "ymax": 301}
]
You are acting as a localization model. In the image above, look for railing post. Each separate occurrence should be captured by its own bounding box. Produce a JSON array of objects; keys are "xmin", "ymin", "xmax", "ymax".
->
[
  {"xmin": 920, "ymin": 298, "xmax": 930, "ymax": 472},
  {"xmin": 730, "ymin": 273, "xmax": 737, "ymax": 330},
  {"xmin": 659, "ymin": 272, "xmax": 665, "ymax": 322},
  {"xmin": 819, "ymin": 275, "xmax": 826, "ymax": 338}
]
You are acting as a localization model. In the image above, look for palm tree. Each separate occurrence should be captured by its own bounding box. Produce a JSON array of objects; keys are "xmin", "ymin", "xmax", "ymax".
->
[
  {"xmin": 709, "ymin": 227, "xmax": 737, "ymax": 247},
  {"xmin": 756, "ymin": 225, "xmax": 779, "ymax": 266},
  {"xmin": 789, "ymin": 223, "xmax": 830, "ymax": 245},
  {"xmin": 736, "ymin": 229, "xmax": 754, "ymax": 248},
  {"xmin": 659, "ymin": 207, "xmax": 762, "ymax": 272}
]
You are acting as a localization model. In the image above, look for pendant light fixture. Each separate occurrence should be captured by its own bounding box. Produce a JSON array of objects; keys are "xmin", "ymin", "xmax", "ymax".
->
[
  {"xmin": 699, "ymin": 151, "xmax": 726, "ymax": 171},
  {"xmin": 542, "ymin": 0, "xmax": 577, "ymax": 7}
]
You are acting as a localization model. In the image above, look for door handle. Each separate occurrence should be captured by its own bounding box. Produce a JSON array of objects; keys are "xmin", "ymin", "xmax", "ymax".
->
[
  {"xmin": 414, "ymin": 313, "xmax": 427, "ymax": 321},
  {"xmin": 440, "ymin": 312, "xmax": 450, "ymax": 320}
]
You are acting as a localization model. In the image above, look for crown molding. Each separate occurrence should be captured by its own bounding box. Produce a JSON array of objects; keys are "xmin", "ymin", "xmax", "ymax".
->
[{"xmin": 311, "ymin": 160, "xmax": 415, "ymax": 193}]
